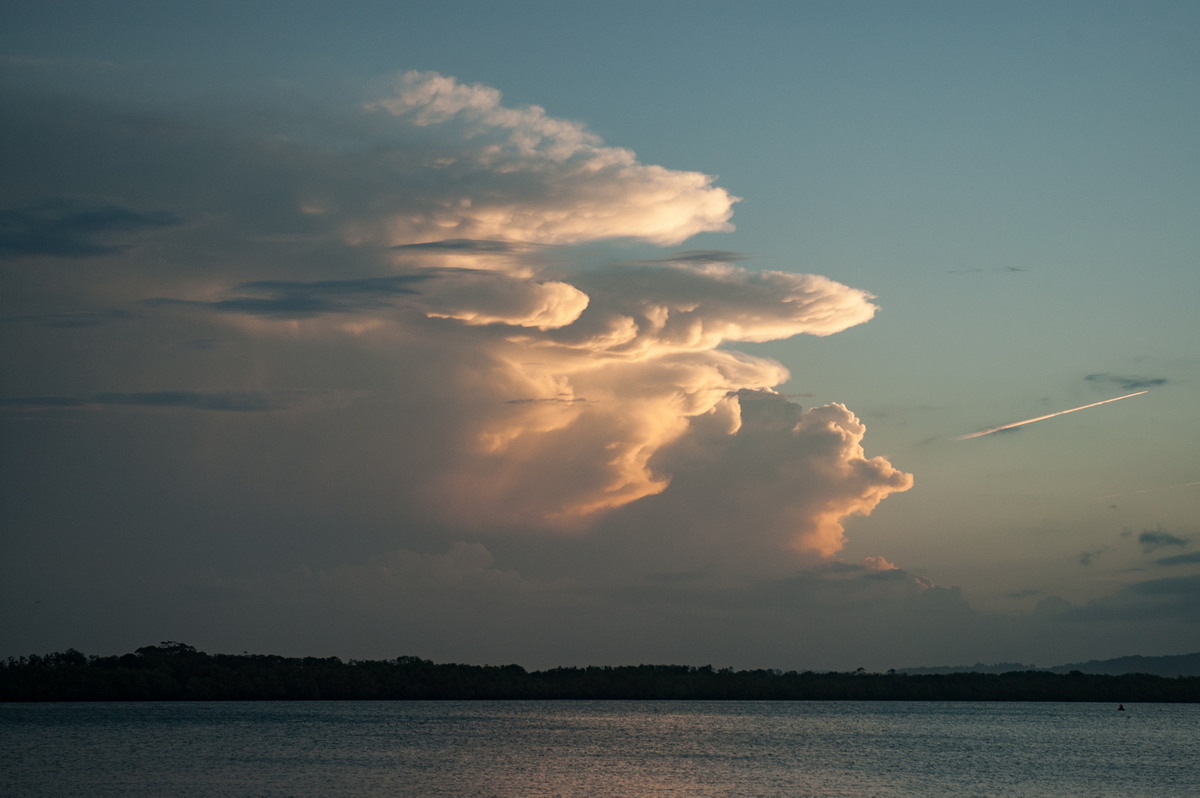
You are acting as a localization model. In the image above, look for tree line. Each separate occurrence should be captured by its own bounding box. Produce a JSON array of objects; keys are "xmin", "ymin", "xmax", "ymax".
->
[{"xmin": 3, "ymin": 642, "xmax": 1198, "ymax": 702}]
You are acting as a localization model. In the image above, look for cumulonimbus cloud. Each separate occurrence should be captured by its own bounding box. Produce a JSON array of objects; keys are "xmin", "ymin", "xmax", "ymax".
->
[{"xmin": 12, "ymin": 70, "xmax": 908, "ymax": 568}]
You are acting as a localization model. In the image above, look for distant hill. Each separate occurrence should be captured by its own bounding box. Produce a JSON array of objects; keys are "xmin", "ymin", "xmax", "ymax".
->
[
  {"xmin": 900, "ymin": 653, "xmax": 1200, "ymax": 677},
  {"xmin": 1047, "ymin": 653, "xmax": 1200, "ymax": 677},
  {"xmin": 898, "ymin": 662, "xmax": 1037, "ymax": 675}
]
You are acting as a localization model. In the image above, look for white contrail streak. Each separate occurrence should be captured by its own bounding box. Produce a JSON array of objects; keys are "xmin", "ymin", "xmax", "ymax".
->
[
  {"xmin": 1098, "ymin": 481, "xmax": 1200, "ymax": 500},
  {"xmin": 956, "ymin": 391, "xmax": 1149, "ymax": 441}
]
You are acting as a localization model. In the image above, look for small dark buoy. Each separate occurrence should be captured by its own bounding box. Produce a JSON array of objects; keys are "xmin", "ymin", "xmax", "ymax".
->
[{"xmin": 1117, "ymin": 704, "xmax": 1125, "ymax": 711}]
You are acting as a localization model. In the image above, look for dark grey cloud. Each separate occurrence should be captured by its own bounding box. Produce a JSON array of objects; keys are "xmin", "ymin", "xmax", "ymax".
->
[
  {"xmin": 1059, "ymin": 573, "xmax": 1200, "ymax": 625},
  {"xmin": 6, "ymin": 309, "xmax": 136, "ymax": 328},
  {"xmin": 634, "ymin": 250, "xmax": 750, "ymax": 265},
  {"xmin": 505, "ymin": 397, "xmax": 590, "ymax": 405},
  {"xmin": 1138, "ymin": 528, "xmax": 1189, "ymax": 552},
  {"xmin": 817, "ymin": 561, "xmax": 869, "ymax": 575},
  {"xmin": 391, "ymin": 239, "xmax": 535, "ymax": 254},
  {"xmin": 1034, "ymin": 596, "xmax": 1072, "ymax": 615},
  {"xmin": 0, "ymin": 198, "xmax": 181, "ymax": 259},
  {"xmin": 0, "ymin": 390, "xmax": 324, "ymax": 413},
  {"xmin": 608, "ymin": 562, "xmax": 933, "ymax": 616},
  {"xmin": 1085, "ymin": 372, "xmax": 1168, "ymax": 392},
  {"xmin": 1154, "ymin": 551, "xmax": 1200, "ymax": 567},
  {"xmin": 946, "ymin": 266, "xmax": 1027, "ymax": 274},
  {"xmin": 1078, "ymin": 547, "xmax": 1109, "ymax": 566},
  {"xmin": 1118, "ymin": 573, "xmax": 1200, "ymax": 597},
  {"xmin": 146, "ymin": 275, "xmax": 430, "ymax": 319}
]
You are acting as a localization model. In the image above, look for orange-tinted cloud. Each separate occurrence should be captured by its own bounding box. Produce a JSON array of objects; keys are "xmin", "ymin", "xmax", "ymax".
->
[
  {"xmin": 358, "ymin": 71, "xmax": 738, "ymax": 247},
  {"xmin": 589, "ymin": 391, "xmax": 913, "ymax": 574},
  {"xmin": 401, "ymin": 256, "xmax": 887, "ymax": 530}
]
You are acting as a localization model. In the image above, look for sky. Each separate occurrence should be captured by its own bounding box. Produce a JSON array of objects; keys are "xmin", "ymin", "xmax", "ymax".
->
[{"xmin": 2, "ymin": 1, "xmax": 1198, "ymax": 672}]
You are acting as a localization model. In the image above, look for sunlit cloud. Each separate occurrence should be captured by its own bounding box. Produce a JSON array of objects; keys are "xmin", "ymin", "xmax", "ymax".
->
[
  {"xmin": 356, "ymin": 71, "xmax": 739, "ymax": 248},
  {"xmin": 547, "ymin": 263, "xmax": 878, "ymax": 355},
  {"xmin": 585, "ymin": 391, "xmax": 914, "ymax": 574}
]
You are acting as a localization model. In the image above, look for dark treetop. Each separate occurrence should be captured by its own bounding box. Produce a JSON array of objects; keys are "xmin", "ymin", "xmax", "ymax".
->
[{"xmin": 4, "ymin": 643, "xmax": 1198, "ymax": 702}]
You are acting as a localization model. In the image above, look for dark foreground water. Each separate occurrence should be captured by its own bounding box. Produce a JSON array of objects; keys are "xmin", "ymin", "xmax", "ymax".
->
[{"xmin": 2, "ymin": 700, "xmax": 1197, "ymax": 797}]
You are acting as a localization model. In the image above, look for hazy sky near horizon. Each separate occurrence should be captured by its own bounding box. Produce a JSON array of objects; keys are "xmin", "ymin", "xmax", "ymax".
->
[{"xmin": 2, "ymin": 1, "xmax": 1198, "ymax": 671}]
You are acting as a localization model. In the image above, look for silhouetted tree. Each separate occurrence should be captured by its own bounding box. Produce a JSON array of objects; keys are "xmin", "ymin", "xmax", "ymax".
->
[{"xmin": 2, "ymin": 645, "xmax": 1198, "ymax": 702}]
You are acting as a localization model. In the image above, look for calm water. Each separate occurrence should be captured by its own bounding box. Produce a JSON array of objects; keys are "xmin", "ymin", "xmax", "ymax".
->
[{"xmin": 2, "ymin": 700, "xmax": 1197, "ymax": 797}]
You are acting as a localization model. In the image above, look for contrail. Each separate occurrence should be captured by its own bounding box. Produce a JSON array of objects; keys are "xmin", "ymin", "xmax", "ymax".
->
[
  {"xmin": 1098, "ymin": 481, "xmax": 1200, "ymax": 500},
  {"xmin": 956, "ymin": 391, "xmax": 1148, "ymax": 440}
]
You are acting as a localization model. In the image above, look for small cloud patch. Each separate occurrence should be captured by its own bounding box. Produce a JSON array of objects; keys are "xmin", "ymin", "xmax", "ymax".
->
[{"xmin": 1085, "ymin": 372, "xmax": 1168, "ymax": 392}]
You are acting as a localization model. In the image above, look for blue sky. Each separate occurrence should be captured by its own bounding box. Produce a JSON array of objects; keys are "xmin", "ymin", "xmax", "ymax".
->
[{"xmin": 2, "ymin": 1, "xmax": 1198, "ymax": 669}]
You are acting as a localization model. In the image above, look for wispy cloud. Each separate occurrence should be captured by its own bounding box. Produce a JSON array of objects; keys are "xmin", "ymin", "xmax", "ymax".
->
[
  {"xmin": 946, "ymin": 266, "xmax": 1027, "ymax": 274},
  {"xmin": 145, "ymin": 276, "xmax": 430, "ymax": 319},
  {"xmin": 632, "ymin": 250, "xmax": 750, "ymax": 265},
  {"xmin": 390, "ymin": 239, "xmax": 540, "ymax": 254},
  {"xmin": 505, "ymin": 396, "xmax": 590, "ymax": 405},
  {"xmin": 1085, "ymin": 372, "xmax": 1168, "ymax": 392}
]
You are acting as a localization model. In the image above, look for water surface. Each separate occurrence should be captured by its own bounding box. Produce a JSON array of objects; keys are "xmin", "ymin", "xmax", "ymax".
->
[{"xmin": 3, "ymin": 700, "xmax": 1196, "ymax": 797}]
